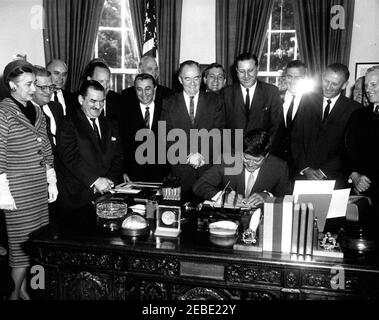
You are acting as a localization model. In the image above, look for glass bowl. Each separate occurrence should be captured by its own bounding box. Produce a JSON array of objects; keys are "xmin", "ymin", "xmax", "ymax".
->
[{"xmin": 96, "ymin": 200, "xmax": 128, "ymax": 219}]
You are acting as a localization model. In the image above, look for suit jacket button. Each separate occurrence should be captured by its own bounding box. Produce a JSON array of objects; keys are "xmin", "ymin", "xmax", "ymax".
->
[
  {"xmin": 37, "ymin": 137, "xmax": 42, "ymax": 143},
  {"xmin": 38, "ymin": 150, "xmax": 42, "ymax": 155},
  {"xmin": 40, "ymin": 161, "xmax": 44, "ymax": 166}
]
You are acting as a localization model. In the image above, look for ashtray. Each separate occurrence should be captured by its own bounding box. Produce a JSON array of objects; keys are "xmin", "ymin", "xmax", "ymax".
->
[
  {"xmin": 96, "ymin": 200, "xmax": 128, "ymax": 219},
  {"xmin": 121, "ymin": 214, "xmax": 149, "ymax": 237},
  {"xmin": 209, "ymin": 220, "xmax": 238, "ymax": 236}
]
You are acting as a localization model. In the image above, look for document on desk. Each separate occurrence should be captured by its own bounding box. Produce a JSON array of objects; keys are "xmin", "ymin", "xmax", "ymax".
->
[
  {"xmin": 113, "ymin": 182, "xmax": 141, "ymax": 194},
  {"xmin": 327, "ymin": 188, "xmax": 350, "ymax": 219},
  {"xmin": 293, "ymin": 180, "xmax": 335, "ymax": 202}
]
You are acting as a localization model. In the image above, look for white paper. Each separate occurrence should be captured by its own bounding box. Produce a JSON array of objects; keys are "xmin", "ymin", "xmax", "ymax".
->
[
  {"xmin": 249, "ymin": 208, "xmax": 262, "ymax": 232},
  {"xmin": 327, "ymin": 188, "xmax": 350, "ymax": 219},
  {"xmin": 293, "ymin": 180, "xmax": 335, "ymax": 202}
]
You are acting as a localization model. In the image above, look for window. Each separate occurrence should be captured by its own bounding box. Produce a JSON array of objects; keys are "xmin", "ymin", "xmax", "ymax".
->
[
  {"xmin": 258, "ymin": 0, "xmax": 300, "ymax": 92},
  {"xmin": 95, "ymin": 0, "xmax": 140, "ymax": 92}
]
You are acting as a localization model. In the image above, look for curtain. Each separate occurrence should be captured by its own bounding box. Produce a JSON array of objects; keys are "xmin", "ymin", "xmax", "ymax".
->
[
  {"xmin": 216, "ymin": 0, "xmax": 274, "ymax": 84},
  {"xmin": 294, "ymin": 0, "xmax": 355, "ymax": 77},
  {"xmin": 129, "ymin": 0, "xmax": 145, "ymax": 56},
  {"xmin": 43, "ymin": 0, "xmax": 104, "ymax": 92},
  {"xmin": 157, "ymin": 0, "xmax": 183, "ymax": 89}
]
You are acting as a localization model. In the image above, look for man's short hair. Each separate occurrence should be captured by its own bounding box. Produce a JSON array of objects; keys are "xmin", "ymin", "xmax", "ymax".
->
[
  {"xmin": 33, "ymin": 65, "xmax": 51, "ymax": 78},
  {"xmin": 203, "ymin": 63, "xmax": 226, "ymax": 78},
  {"xmin": 78, "ymin": 80, "xmax": 105, "ymax": 97},
  {"xmin": 235, "ymin": 52, "xmax": 259, "ymax": 68},
  {"xmin": 46, "ymin": 59, "xmax": 68, "ymax": 69},
  {"xmin": 243, "ymin": 128, "xmax": 271, "ymax": 157},
  {"xmin": 178, "ymin": 60, "xmax": 201, "ymax": 75},
  {"xmin": 84, "ymin": 60, "xmax": 110, "ymax": 78},
  {"xmin": 134, "ymin": 73, "xmax": 157, "ymax": 87},
  {"xmin": 285, "ymin": 60, "xmax": 306, "ymax": 73},
  {"xmin": 325, "ymin": 63, "xmax": 350, "ymax": 82},
  {"xmin": 366, "ymin": 65, "xmax": 379, "ymax": 75}
]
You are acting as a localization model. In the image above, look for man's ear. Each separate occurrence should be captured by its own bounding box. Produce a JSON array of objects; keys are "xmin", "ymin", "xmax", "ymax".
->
[
  {"xmin": 87, "ymin": 76, "xmax": 91, "ymax": 81},
  {"xmin": 342, "ymin": 80, "xmax": 349, "ymax": 91},
  {"xmin": 178, "ymin": 76, "xmax": 183, "ymax": 85},
  {"xmin": 78, "ymin": 94, "xmax": 84, "ymax": 106}
]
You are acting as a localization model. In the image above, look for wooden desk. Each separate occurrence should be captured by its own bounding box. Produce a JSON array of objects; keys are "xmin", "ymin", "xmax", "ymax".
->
[{"xmin": 31, "ymin": 208, "xmax": 379, "ymax": 300}]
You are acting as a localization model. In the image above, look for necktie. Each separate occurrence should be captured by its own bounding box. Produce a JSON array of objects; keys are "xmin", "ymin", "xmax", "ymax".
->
[
  {"xmin": 144, "ymin": 105, "xmax": 150, "ymax": 129},
  {"xmin": 245, "ymin": 88, "xmax": 250, "ymax": 118},
  {"xmin": 245, "ymin": 171, "xmax": 255, "ymax": 198},
  {"xmin": 53, "ymin": 91, "xmax": 59, "ymax": 103},
  {"xmin": 286, "ymin": 95, "xmax": 295, "ymax": 128},
  {"xmin": 189, "ymin": 96, "xmax": 195, "ymax": 124},
  {"xmin": 323, "ymin": 99, "xmax": 331, "ymax": 122},
  {"xmin": 90, "ymin": 118, "xmax": 101, "ymax": 144}
]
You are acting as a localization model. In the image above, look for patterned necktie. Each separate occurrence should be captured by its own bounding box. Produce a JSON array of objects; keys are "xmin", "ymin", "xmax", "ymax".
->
[
  {"xmin": 245, "ymin": 88, "xmax": 250, "ymax": 118},
  {"xmin": 144, "ymin": 105, "xmax": 150, "ymax": 129},
  {"xmin": 53, "ymin": 91, "xmax": 59, "ymax": 103},
  {"xmin": 245, "ymin": 171, "xmax": 255, "ymax": 198},
  {"xmin": 90, "ymin": 118, "xmax": 101, "ymax": 144},
  {"xmin": 189, "ymin": 96, "xmax": 195, "ymax": 124},
  {"xmin": 323, "ymin": 99, "xmax": 331, "ymax": 122},
  {"xmin": 286, "ymin": 95, "xmax": 295, "ymax": 128}
]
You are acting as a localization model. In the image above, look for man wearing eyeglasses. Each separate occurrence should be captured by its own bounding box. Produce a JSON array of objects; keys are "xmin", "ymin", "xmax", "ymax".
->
[
  {"xmin": 193, "ymin": 129, "xmax": 291, "ymax": 208},
  {"xmin": 32, "ymin": 66, "xmax": 64, "ymax": 150}
]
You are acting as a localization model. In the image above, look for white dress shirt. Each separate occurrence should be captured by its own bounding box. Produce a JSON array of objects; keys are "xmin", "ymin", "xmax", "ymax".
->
[
  {"xmin": 244, "ymin": 167, "xmax": 260, "ymax": 195},
  {"xmin": 240, "ymin": 82, "xmax": 257, "ymax": 109},
  {"xmin": 139, "ymin": 101, "xmax": 155, "ymax": 130},
  {"xmin": 283, "ymin": 91, "xmax": 303, "ymax": 126},
  {"xmin": 51, "ymin": 89, "xmax": 67, "ymax": 115},
  {"xmin": 183, "ymin": 91, "xmax": 199, "ymax": 118},
  {"xmin": 86, "ymin": 116, "xmax": 102, "ymax": 138},
  {"xmin": 323, "ymin": 94, "xmax": 340, "ymax": 116},
  {"xmin": 32, "ymin": 101, "xmax": 57, "ymax": 145}
]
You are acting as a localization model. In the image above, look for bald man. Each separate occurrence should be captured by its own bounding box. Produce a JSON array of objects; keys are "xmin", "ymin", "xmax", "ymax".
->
[
  {"xmin": 121, "ymin": 55, "xmax": 173, "ymax": 107},
  {"xmin": 46, "ymin": 59, "xmax": 76, "ymax": 117}
]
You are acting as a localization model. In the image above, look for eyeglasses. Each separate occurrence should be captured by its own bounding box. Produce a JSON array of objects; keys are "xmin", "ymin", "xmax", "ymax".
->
[
  {"xmin": 242, "ymin": 153, "xmax": 266, "ymax": 165},
  {"xmin": 35, "ymin": 84, "xmax": 56, "ymax": 92}
]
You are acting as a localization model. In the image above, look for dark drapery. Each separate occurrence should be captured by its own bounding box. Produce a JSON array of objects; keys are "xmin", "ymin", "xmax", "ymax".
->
[
  {"xmin": 43, "ymin": 0, "xmax": 104, "ymax": 92},
  {"xmin": 129, "ymin": 0, "xmax": 145, "ymax": 56},
  {"xmin": 157, "ymin": 0, "xmax": 183, "ymax": 89},
  {"xmin": 294, "ymin": 0, "xmax": 355, "ymax": 77},
  {"xmin": 216, "ymin": 0, "xmax": 274, "ymax": 84}
]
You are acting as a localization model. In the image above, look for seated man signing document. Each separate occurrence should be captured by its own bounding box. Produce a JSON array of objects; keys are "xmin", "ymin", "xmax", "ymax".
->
[{"xmin": 193, "ymin": 129, "xmax": 292, "ymax": 208}]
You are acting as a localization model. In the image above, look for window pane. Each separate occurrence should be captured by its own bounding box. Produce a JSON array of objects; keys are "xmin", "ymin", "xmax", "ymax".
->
[
  {"xmin": 100, "ymin": 0, "xmax": 121, "ymax": 28},
  {"xmin": 124, "ymin": 0, "xmax": 133, "ymax": 29},
  {"xmin": 98, "ymin": 30, "xmax": 122, "ymax": 68},
  {"xmin": 124, "ymin": 31, "xmax": 139, "ymax": 69},
  {"xmin": 259, "ymin": 37, "xmax": 269, "ymax": 72},
  {"xmin": 271, "ymin": 0, "xmax": 295, "ymax": 30},
  {"xmin": 269, "ymin": 32, "xmax": 297, "ymax": 72}
]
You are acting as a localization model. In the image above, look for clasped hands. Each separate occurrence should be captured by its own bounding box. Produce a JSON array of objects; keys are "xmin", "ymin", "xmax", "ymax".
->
[
  {"xmin": 93, "ymin": 177, "xmax": 114, "ymax": 194},
  {"xmin": 186, "ymin": 152, "xmax": 205, "ymax": 169},
  {"xmin": 216, "ymin": 190, "xmax": 265, "ymax": 208},
  {"xmin": 350, "ymin": 172, "xmax": 371, "ymax": 194}
]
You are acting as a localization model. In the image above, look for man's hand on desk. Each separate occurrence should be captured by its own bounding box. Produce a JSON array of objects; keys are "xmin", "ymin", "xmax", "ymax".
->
[
  {"xmin": 350, "ymin": 172, "xmax": 371, "ymax": 194},
  {"xmin": 242, "ymin": 193, "xmax": 265, "ymax": 208},
  {"xmin": 302, "ymin": 168, "xmax": 325, "ymax": 180},
  {"xmin": 93, "ymin": 177, "xmax": 114, "ymax": 194},
  {"xmin": 186, "ymin": 152, "xmax": 205, "ymax": 169}
]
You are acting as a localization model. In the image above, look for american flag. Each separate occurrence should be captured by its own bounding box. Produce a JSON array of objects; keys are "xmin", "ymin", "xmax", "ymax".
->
[{"xmin": 142, "ymin": 0, "xmax": 158, "ymax": 58}]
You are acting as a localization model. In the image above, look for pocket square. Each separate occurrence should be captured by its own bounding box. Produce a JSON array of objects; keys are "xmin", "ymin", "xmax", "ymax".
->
[{"xmin": 111, "ymin": 136, "xmax": 117, "ymax": 141}]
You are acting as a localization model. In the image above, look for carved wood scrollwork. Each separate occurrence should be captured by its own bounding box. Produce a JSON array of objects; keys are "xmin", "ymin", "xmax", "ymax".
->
[
  {"xmin": 302, "ymin": 272, "xmax": 331, "ymax": 289},
  {"xmin": 128, "ymin": 256, "xmax": 179, "ymax": 276},
  {"xmin": 63, "ymin": 271, "xmax": 110, "ymax": 300},
  {"xmin": 226, "ymin": 264, "xmax": 281, "ymax": 285},
  {"xmin": 285, "ymin": 271, "xmax": 298, "ymax": 288},
  {"xmin": 139, "ymin": 281, "xmax": 168, "ymax": 300},
  {"xmin": 245, "ymin": 291, "xmax": 276, "ymax": 300},
  {"xmin": 178, "ymin": 287, "xmax": 226, "ymax": 300}
]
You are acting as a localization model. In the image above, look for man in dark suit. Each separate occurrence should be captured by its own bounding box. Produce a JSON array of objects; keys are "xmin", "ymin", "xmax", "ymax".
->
[
  {"xmin": 122, "ymin": 55, "xmax": 173, "ymax": 105},
  {"xmin": 120, "ymin": 73, "xmax": 170, "ymax": 182},
  {"xmin": 296, "ymin": 63, "xmax": 362, "ymax": 188},
  {"xmin": 271, "ymin": 60, "xmax": 317, "ymax": 180},
  {"xmin": 193, "ymin": 129, "xmax": 291, "ymax": 207},
  {"xmin": 345, "ymin": 65, "xmax": 379, "ymax": 217},
  {"xmin": 222, "ymin": 52, "xmax": 282, "ymax": 139},
  {"xmin": 55, "ymin": 80, "xmax": 123, "ymax": 224},
  {"xmin": 84, "ymin": 60, "xmax": 124, "ymax": 122},
  {"xmin": 31, "ymin": 66, "xmax": 64, "ymax": 151},
  {"xmin": 46, "ymin": 59, "xmax": 76, "ymax": 117},
  {"xmin": 160, "ymin": 60, "xmax": 225, "ymax": 193}
]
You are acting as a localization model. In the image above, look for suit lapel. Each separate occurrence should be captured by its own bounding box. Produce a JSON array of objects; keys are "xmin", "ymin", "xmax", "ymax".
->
[
  {"xmin": 250, "ymin": 81, "xmax": 263, "ymax": 119},
  {"xmin": 6, "ymin": 98, "xmax": 39, "ymax": 132},
  {"xmin": 77, "ymin": 109, "xmax": 103, "ymax": 153},
  {"xmin": 178, "ymin": 93, "xmax": 193, "ymax": 129},
  {"xmin": 324, "ymin": 95, "xmax": 344, "ymax": 123},
  {"xmin": 234, "ymin": 84, "xmax": 245, "ymax": 115},
  {"xmin": 194, "ymin": 92, "xmax": 205, "ymax": 127}
]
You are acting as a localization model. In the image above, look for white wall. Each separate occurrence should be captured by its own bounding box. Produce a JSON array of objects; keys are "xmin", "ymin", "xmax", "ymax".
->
[
  {"xmin": 0, "ymin": 0, "xmax": 45, "ymax": 76},
  {"xmin": 179, "ymin": 0, "xmax": 216, "ymax": 64},
  {"xmin": 347, "ymin": 0, "xmax": 379, "ymax": 96}
]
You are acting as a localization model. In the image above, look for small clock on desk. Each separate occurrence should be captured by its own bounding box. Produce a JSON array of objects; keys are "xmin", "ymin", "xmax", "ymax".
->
[{"xmin": 155, "ymin": 205, "xmax": 181, "ymax": 237}]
